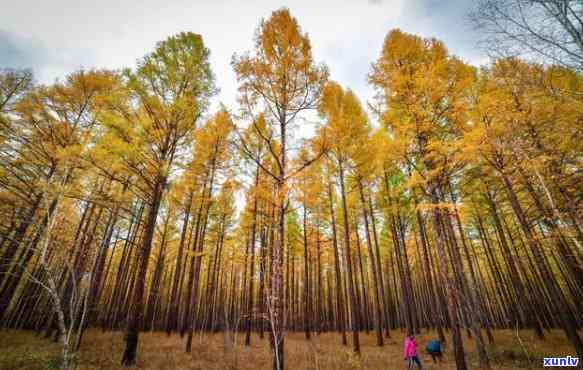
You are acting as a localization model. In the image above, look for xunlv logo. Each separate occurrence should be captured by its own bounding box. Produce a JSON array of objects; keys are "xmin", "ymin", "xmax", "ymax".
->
[{"xmin": 543, "ymin": 356, "xmax": 579, "ymax": 367}]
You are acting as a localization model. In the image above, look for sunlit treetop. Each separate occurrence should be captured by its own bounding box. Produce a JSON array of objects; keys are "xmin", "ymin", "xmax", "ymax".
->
[
  {"xmin": 318, "ymin": 81, "xmax": 371, "ymax": 167},
  {"xmin": 232, "ymin": 8, "xmax": 328, "ymax": 123}
]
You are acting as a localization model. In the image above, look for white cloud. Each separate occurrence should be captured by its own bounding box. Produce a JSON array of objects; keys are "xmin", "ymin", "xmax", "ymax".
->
[{"xmin": 0, "ymin": 0, "xmax": 486, "ymax": 113}]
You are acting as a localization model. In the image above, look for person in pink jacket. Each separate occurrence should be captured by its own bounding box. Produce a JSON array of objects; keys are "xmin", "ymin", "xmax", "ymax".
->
[{"xmin": 404, "ymin": 334, "xmax": 423, "ymax": 369}]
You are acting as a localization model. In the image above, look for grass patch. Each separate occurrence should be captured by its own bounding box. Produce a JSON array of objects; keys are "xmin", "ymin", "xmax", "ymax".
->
[{"xmin": 0, "ymin": 329, "xmax": 577, "ymax": 369}]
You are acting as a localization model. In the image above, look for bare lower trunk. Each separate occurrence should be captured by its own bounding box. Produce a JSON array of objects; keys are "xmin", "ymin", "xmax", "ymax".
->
[
  {"xmin": 430, "ymin": 190, "xmax": 467, "ymax": 370},
  {"xmin": 338, "ymin": 163, "xmax": 360, "ymax": 355},
  {"xmin": 121, "ymin": 177, "xmax": 165, "ymax": 366}
]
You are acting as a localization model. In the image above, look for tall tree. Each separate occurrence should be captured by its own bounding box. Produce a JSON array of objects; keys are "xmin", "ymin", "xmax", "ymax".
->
[
  {"xmin": 232, "ymin": 8, "xmax": 328, "ymax": 370},
  {"xmin": 370, "ymin": 29, "xmax": 489, "ymax": 369},
  {"xmin": 471, "ymin": 0, "xmax": 583, "ymax": 71},
  {"xmin": 318, "ymin": 81, "xmax": 373, "ymax": 353},
  {"xmin": 97, "ymin": 32, "xmax": 216, "ymax": 366}
]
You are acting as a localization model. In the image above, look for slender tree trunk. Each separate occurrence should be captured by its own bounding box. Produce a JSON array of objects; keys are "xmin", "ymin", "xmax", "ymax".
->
[
  {"xmin": 166, "ymin": 191, "xmax": 193, "ymax": 334},
  {"xmin": 430, "ymin": 189, "xmax": 467, "ymax": 370},
  {"xmin": 358, "ymin": 181, "xmax": 384, "ymax": 346},
  {"xmin": 500, "ymin": 173, "xmax": 583, "ymax": 358},
  {"xmin": 327, "ymin": 180, "xmax": 347, "ymax": 345},
  {"xmin": 245, "ymin": 196, "xmax": 259, "ymax": 345},
  {"xmin": 302, "ymin": 204, "xmax": 311, "ymax": 339},
  {"xmin": 121, "ymin": 176, "xmax": 165, "ymax": 366},
  {"xmin": 338, "ymin": 162, "xmax": 360, "ymax": 355}
]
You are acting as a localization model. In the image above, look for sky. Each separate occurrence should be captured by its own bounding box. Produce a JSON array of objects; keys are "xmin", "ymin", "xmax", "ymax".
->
[{"xmin": 0, "ymin": 0, "xmax": 487, "ymax": 114}]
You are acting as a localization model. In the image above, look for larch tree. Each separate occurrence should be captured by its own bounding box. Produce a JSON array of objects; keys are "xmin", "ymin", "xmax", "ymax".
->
[
  {"xmin": 317, "ymin": 81, "xmax": 374, "ymax": 354},
  {"xmin": 232, "ymin": 8, "xmax": 328, "ymax": 370},
  {"xmin": 470, "ymin": 0, "xmax": 583, "ymax": 71},
  {"xmin": 184, "ymin": 109, "xmax": 234, "ymax": 352},
  {"xmin": 370, "ymin": 29, "xmax": 490, "ymax": 369},
  {"xmin": 0, "ymin": 70, "xmax": 118, "ymax": 321},
  {"xmin": 463, "ymin": 58, "xmax": 583, "ymax": 357},
  {"xmin": 96, "ymin": 32, "xmax": 216, "ymax": 366},
  {"xmin": 1, "ymin": 8, "xmax": 582, "ymax": 370}
]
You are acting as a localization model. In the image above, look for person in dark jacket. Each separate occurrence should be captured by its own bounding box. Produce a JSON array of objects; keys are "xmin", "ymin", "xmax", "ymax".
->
[{"xmin": 425, "ymin": 339, "xmax": 443, "ymax": 363}]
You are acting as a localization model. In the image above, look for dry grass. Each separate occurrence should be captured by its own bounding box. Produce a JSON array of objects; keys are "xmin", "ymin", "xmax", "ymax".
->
[{"xmin": 0, "ymin": 328, "xmax": 577, "ymax": 370}]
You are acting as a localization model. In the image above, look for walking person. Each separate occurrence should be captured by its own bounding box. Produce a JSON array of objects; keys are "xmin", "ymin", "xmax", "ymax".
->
[
  {"xmin": 426, "ymin": 339, "xmax": 443, "ymax": 363},
  {"xmin": 404, "ymin": 333, "xmax": 423, "ymax": 369}
]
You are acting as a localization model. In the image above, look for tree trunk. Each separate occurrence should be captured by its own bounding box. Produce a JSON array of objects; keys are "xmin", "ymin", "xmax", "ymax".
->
[
  {"xmin": 357, "ymin": 181, "xmax": 384, "ymax": 346},
  {"xmin": 338, "ymin": 162, "xmax": 360, "ymax": 355},
  {"xmin": 500, "ymin": 173, "xmax": 583, "ymax": 358},
  {"xmin": 121, "ymin": 176, "xmax": 165, "ymax": 366},
  {"xmin": 430, "ymin": 190, "xmax": 467, "ymax": 370},
  {"xmin": 327, "ymin": 180, "xmax": 347, "ymax": 345},
  {"xmin": 302, "ymin": 204, "xmax": 311, "ymax": 339}
]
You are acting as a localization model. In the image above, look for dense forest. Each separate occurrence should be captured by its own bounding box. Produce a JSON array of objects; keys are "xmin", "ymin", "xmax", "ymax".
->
[{"xmin": 0, "ymin": 1, "xmax": 581, "ymax": 370}]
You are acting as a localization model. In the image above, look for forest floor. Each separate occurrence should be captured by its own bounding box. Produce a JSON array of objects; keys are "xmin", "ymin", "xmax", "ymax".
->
[{"xmin": 0, "ymin": 328, "xmax": 577, "ymax": 370}]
